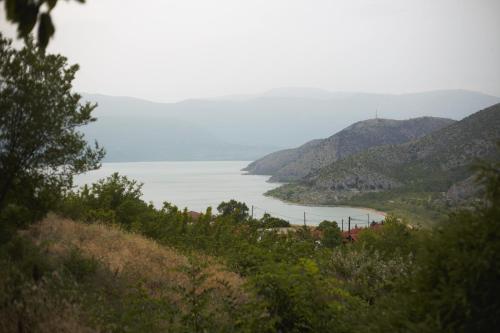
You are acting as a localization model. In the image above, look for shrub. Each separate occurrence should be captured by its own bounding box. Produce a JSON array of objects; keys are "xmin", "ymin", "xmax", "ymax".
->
[
  {"xmin": 259, "ymin": 213, "xmax": 290, "ymax": 228},
  {"xmin": 317, "ymin": 220, "xmax": 342, "ymax": 248}
]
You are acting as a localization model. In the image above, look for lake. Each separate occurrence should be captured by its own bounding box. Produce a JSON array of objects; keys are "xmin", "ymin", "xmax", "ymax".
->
[{"xmin": 74, "ymin": 161, "xmax": 385, "ymax": 226}]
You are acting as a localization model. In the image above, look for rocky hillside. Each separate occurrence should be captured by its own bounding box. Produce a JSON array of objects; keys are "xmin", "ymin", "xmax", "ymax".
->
[
  {"xmin": 245, "ymin": 117, "xmax": 455, "ymax": 181},
  {"xmin": 268, "ymin": 103, "xmax": 500, "ymax": 205}
]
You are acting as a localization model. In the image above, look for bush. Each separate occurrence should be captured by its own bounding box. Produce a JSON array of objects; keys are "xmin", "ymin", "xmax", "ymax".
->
[
  {"xmin": 0, "ymin": 237, "xmax": 91, "ymax": 332},
  {"xmin": 259, "ymin": 213, "xmax": 290, "ymax": 228},
  {"xmin": 369, "ymin": 159, "xmax": 500, "ymax": 332},
  {"xmin": 217, "ymin": 200, "xmax": 249, "ymax": 220},
  {"xmin": 317, "ymin": 220, "xmax": 342, "ymax": 248},
  {"xmin": 62, "ymin": 248, "xmax": 98, "ymax": 282},
  {"xmin": 251, "ymin": 258, "xmax": 360, "ymax": 332},
  {"xmin": 328, "ymin": 246, "xmax": 413, "ymax": 305},
  {"xmin": 355, "ymin": 215, "xmax": 423, "ymax": 258},
  {"xmin": 59, "ymin": 173, "xmax": 150, "ymax": 229}
]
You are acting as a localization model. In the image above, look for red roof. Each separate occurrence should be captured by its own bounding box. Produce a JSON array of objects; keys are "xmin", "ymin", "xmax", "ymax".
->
[
  {"xmin": 342, "ymin": 222, "xmax": 383, "ymax": 242},
  {"xmin": 188, "ymin": 211, "xmax": 202, "ymax": 220}
]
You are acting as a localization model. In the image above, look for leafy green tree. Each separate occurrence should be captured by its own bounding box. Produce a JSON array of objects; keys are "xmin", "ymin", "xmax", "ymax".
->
[
  {"xmin": 62, "ymin": 173, "xmax": 146, "ymax": 228},
  {"xmin": 259, "ymin": 213, "xmax": 290, "ymax": 228},
  {"xmin": 251, "ymin": 258, "xmax": 358, "ymax": 332},
  {"xmin": 216, "ymin": 199, "xmax": 249, "ymax": 220},
  {"xmin": 356, "ymin": 215, "xmax": 421, "ymax": 258},
  {"xmin": 402, "ymin": 160, "xmax": 500, "ymax": 332},
  {"xmin": 317, "ymin": 220, "xmax": 342, "ymax": 248},
  {"xmin": 1, "ymin": 0, "xmax": 87, "ymax": 48},
  {"xmin": 328, "ymin": 246, "xmax": 414, "ymax": 305},
  {"xmin": 0, "ymin": 35, "xmax": 104, "ymax": 228}
]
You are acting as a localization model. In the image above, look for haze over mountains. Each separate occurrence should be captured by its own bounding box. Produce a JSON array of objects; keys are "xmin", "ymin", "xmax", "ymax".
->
[{"xmin": 82, "ymin": 88, "xmax": 500, "ymax": 162}]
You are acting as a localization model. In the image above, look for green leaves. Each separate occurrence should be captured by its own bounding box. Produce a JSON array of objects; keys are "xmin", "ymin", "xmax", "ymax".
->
[
  {"xmin": 53, "ymin": 158, "xmax": 500, "ymax": 332},
  {"xmin": 259, "ymin": 213, "xmax": 290, "ymax": 228},
  {"xmin": 1, "ymin": 0, "xmax": 86, "ymax": 48},
  {"xmin": 317, "ymin": 220, "xmax": 343, "ymax": 248},
  {"xmin": 250, "ymin": 259, "xmax": 355, "ymax": 332},
  {"xmin": 10, "ymin": 1, "xmax": 38, "ymax": 36},
  {"xmin": 0, "ymin": 34, "xmax": 104, "ymax": 221},
  {"xmin": 217, "ymin": 199, "xmax": 249, "ymax": 221},
  {"xmin": 37, "ymin": 13, "xmax": 54, "ymax": 49}
]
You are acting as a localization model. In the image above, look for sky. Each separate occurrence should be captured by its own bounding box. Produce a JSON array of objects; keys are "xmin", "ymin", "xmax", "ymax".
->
[{"xmin": 1, "ymin": 0, "xmax": 499, "ymax": 103}]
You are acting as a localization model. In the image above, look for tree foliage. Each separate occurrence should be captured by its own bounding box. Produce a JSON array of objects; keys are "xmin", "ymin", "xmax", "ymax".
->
[
  {"xmin": 0, "ymin": 34, "xmax": 104, "ymax": 229},
  {"xmin": 50, "ymin": 164, "xmax": 500, "ymax": 331},
  {"xmin": 259, "ymin": 212, "xmax": 290, "ymax": 228},
  {"xmin": 401, "ymin": 159, "xmax": 500, "ymax": 332},
  {"xmin": 317, "ymin": 220, "xmax": 342, "ymax": 248},
  {"xmin": 2, "ymin": 145, "xmax": 498, "ymax": 331},
  {"xmin": 217, "ymin": 199, "xmax": 249, "ymax": 220}
]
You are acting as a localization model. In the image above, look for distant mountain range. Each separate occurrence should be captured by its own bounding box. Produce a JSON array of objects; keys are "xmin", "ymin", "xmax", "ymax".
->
[
  {"xmin": 267, "ymin": 103, "xmax": 500, "ymax": 207},
  {"xmin": 81, "ymin": 88, "xmax": 500, "ymax": 162},
  {"xmin": 244, "ymin": 117, "xmax": 455, "ymax": 182}
]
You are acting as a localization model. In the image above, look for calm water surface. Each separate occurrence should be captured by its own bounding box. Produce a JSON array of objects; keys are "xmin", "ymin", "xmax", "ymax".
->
[{"xmin": 74, "ymin": 161, "xmax": 384, "ymax": 226}]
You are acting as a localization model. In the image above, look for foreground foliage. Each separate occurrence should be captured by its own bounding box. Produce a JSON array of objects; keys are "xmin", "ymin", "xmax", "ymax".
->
[
  {"xmin": 0, "ymin": 159, "xmax": 497, "ymax": 332},
  {"xmin": 1, "ymin": 216, "xmax": 268, "ymax": 332},
  {"xmin": 41, "ymin": 160, "xmax": 500, "ymax": 331},
  {"xmin": 0, "ymin": 34, "xmax": 104, "ymax": 241}
]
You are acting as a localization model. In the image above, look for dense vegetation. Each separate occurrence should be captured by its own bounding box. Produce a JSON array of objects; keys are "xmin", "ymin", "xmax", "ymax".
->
[
  {"xmin": 2, "ymin": 162, "xmax": 499, "ymax": 331},
  {"xmin": 1, "ymin": 34, "xmax": 499, "ymax": 332},
  {"xmin": 0, "ymin": 34, "xmax": 104, "ymax": 242}
]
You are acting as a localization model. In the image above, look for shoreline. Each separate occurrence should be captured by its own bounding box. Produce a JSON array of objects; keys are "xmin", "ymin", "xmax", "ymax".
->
[
  {"xmin": 263, "ymin": 191, "xmax": 388, "ymax": 219},
  {"xmin": 257, "ymin": 174, "xmax": 388, "ymax": 218}
]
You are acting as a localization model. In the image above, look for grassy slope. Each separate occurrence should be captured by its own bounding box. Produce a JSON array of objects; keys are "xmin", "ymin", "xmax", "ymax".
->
[
  {"xmin": 25, "ymin": 215, "xmax": 245, "ymax": 291},
  {"xmin": 3, "ymin": 215, "xmax": 251, "ymax": 332}
]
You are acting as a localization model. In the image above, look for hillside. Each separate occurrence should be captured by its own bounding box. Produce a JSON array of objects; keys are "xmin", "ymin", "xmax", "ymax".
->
[
  {"xmin": 82, "ymin": 89, "xmax": 499, "ymax": 161},
  {"xmin": 2, "ymin": 215, "xmax": 255, "ymax": 332},
  {"xmin": 268, "ymin": 103, "xmax": 500, "ymax": 210},
  {"xmin": 244, "ymin": 117, "xmax": 455, "ymax": 181}
]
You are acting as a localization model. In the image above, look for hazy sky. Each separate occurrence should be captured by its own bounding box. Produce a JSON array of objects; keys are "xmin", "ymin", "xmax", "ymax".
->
[{"xmin": 1, "ymin": 0, "xmax": 499, "ymax": 102}]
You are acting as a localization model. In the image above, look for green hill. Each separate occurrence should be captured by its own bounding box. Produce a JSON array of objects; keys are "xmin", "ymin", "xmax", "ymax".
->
[
  {"xmin": 268, "ymin": 104, "xmax": 500, "ymax": 221},
  {"xmin": 244, "ymin": 117, "xmax": 455, "ymax": 181}
]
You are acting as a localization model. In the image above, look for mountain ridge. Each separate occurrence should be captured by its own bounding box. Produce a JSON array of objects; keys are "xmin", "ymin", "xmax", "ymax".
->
[
  {"xmin": 244, "ymin": 116, "xmax": 456, "ymax": 181},
  {"xmin": 268, "ymin": 103, "xmax": 500, "ymax": 207},
  {"xmin": 80, "ymin": 89, "xmax": 500, "ymax": 162}
]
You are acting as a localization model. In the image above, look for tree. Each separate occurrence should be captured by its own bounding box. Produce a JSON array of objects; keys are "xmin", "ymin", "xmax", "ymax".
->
[
  {"xmin": 0, "ymin": 34, "xmax": 104, "ymax": 223},
  {"xmin": 403, "ymin": 159, "xmax": 500, "ymax": 332},
  {"xmin": 251, "ymin": 258, "xmax": 356, "ymax": 332},
  {"xmin": 1, "ymin": 0, "xmax": 87, "ymax": 48},
  {"xmin": 80, "ymin": 173, "xmax": 145, "ymax": 227},
  {"xmin": 216, "ymin": 200, "xmax": 248, "ymax": 220},
  {"xmin": 317, "ymin": 220, "xmax": 342, "ymax": 248},
  {"xmin": 356, "ymin": 216, "xmax": 419, "ymax": 258},
  {"xmin": 259, "ymin": 213, "xmax": 290, "ymax": 228}
]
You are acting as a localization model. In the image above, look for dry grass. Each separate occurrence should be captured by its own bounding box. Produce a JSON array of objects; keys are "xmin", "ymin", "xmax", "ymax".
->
[
  {"xmin": 24, "ymin": 214, "xmax": 248, "ymax": 303},
  {"xmin": 3, "ymin": 216, "xmax": 264, "ymax": 332}
]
